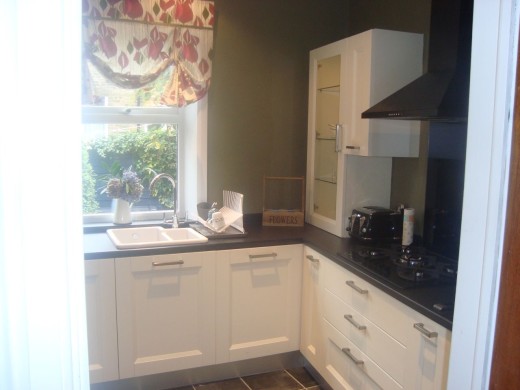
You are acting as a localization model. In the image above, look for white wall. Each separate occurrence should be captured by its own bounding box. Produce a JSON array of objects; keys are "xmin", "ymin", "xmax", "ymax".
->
[
  {"xmin": 179, "ymin": 96, "xmax": 208, "ymax": 218},
  {"xmin": 0, "ymin": 1, "xmax": 89, "ymax": 389},
  {"xmin": 448, "ymin": 0, "xmax": 519, "ymax": 388}
]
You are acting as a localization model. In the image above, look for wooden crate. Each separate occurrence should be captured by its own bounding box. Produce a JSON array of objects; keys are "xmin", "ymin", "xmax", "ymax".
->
[{"xmin": 262, "ymin": 176, "xmax": 305, "ymax": 227}]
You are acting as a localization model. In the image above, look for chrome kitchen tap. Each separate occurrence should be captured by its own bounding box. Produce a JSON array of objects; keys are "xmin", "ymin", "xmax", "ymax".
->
[{"xmin": 150, "ymin": 173, "xmax": 178, "ymax": 228}]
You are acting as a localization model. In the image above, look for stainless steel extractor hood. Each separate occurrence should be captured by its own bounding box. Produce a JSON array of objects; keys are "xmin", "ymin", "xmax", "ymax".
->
[{"xmin": 361, "ymin": 0, "xmax": 473, "ymax": 122}]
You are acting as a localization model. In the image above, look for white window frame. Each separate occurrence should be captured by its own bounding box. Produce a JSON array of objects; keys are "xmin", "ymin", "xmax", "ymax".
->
[{"xmin": 81, "ymin": 97, "xmax": 207, "ymax": 224}]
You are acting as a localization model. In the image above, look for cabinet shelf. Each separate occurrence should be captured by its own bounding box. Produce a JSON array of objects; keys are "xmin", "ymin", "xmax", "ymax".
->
[
  {"xmin": 318, "ymin": 85, "xmax": 340, "ymax": 94},
  {"xmin": 315, "ymin": 176, "xmax": 337, "ymax": 184},
  {"xmin": 316, "ymin": 136, "xmax": 336, "ymax": 141}
]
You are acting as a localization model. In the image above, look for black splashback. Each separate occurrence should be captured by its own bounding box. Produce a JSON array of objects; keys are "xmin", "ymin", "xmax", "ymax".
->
[{"xmin": 423, "ymin": 122, "xmax": 467, "ymax": 260}]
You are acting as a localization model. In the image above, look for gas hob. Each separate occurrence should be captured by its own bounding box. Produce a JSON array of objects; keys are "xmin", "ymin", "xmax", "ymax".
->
[{"xmin": 339, "ymin": 245, "xmax": 458, "ymax": 291}]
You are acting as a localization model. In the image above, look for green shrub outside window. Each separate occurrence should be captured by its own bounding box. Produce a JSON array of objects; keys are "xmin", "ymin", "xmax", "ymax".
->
[{"xmin": 82, "ymin": 124, "xmax": 177, "ymax": 214}]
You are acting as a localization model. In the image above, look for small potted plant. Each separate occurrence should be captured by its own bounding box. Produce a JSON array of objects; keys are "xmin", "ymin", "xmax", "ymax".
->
[{"xmin": 104, "ymin": 167, "xmax": 144, "ymax": 224}]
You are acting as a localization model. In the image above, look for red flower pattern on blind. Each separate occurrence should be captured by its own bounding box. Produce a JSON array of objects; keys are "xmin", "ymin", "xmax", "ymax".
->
[{"xmin": 83, "ymin": 0, "xmax": 214, "ymax": 106}]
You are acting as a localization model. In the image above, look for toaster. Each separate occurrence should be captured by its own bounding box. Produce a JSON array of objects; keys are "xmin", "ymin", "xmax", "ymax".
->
[{"xmin": 347, "ymin": 206, "xmax": 403, "ymax": 242}]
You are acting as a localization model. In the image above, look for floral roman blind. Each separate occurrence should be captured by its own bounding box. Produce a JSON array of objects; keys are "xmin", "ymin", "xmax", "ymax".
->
[{"xmin": 82, "ymin": 0, "xmax": 214, "ymax": 106}]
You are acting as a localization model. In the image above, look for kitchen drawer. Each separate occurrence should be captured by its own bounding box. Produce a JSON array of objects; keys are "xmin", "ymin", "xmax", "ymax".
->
[
  {"xmin": 322, "ymin": 318, "xmax": 401, "ymax": 390},
  {"xmin": 323, "ymin": 289, "xmax": 406, "ymax": 386},
  {"xmin": 226, "ymin": 244, "xmax": 297, "ymax": 265},
  {"xmin": 323, "ymin": 258, "xmax": 412, "ymax": 345}
]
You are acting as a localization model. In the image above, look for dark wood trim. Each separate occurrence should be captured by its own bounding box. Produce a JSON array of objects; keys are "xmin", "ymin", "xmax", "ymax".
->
[{"xmin": 489, "ymin": 33, "xmax": 520, "ymax": 389}]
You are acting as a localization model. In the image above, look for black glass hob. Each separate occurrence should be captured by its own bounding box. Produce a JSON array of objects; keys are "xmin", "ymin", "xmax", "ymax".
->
[{"xmin": 339, "ymin": 244, "xmax": 458, "ymax": 290}]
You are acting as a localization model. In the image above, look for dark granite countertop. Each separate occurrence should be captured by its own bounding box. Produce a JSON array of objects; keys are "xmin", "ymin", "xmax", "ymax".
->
[{"xmin": 83, "ymin": 217, "xmax": 455, "ymax": 330}]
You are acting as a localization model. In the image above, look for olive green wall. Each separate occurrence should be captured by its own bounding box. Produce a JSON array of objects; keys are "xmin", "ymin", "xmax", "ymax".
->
[
  {"xmin": 345, "ymin": 0, "xmax": 431, "ymax": 36},
  {"xmin": 207, "ymin": 0, "xmax": 432, "ymax": 225},
  {"xmin": 207, "ymin": 0, "xmax": 349, "ymax": 212}
]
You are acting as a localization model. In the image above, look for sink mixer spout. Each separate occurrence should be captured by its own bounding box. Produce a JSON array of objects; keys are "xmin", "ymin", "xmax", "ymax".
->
[{"xmin": 150, "ymin": 173, "xmax": 178, "ymax": 228}]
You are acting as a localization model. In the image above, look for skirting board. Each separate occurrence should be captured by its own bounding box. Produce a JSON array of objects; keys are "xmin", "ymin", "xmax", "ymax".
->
[{"xmin": 90, "ymin": 351, "xmax": 305, "ymax": 390}]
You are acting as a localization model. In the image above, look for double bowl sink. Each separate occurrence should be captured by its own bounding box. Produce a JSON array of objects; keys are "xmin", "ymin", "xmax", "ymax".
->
[{"xmin": 107, "ymin": 226, "xmax": 208, "ymax": 249}]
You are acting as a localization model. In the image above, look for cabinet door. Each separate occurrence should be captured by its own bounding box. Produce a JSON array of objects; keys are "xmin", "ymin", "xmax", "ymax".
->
[
  {"xmin": 116, "ymin": 252, "xmax": 216, "ymax": 379},
  {"xmin": 216, "ymin": 245, "xmax": 302, "ymax": 363},
  {"xmin": 404, "ymin": 314, "xmax": 452, "ymax": 390},
  {"xmin": 300, "ymin": 247, "xmax": 324, "ymax": 369},
  {"xmin": 84, "ymin": 259, "xmax": 119, "ymax": 384},
  {"xmin": 322, "ymin": 319, "xmax": 401, "ymax": 390},
  {"xmin": 343, "ymin": 29, "xmax": 422, "ymax": 157},
  {"xmin": 306, "ymin": 39, "xmax": 348, "ymax": 237}
]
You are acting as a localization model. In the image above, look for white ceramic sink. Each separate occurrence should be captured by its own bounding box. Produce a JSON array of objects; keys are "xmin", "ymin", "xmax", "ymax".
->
[{"xmin": 107, "ymin": 226, "xmax": 208, "ymax": 249}]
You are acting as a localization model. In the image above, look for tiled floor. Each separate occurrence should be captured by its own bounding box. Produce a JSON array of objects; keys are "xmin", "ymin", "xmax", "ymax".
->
[{"xmin": 164, "ymin": 367, "xmax": 322, "ymax": 390}]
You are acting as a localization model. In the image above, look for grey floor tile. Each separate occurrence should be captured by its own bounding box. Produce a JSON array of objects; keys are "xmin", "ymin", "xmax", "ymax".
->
[
  {"xmin": 194, "ymin": 377, "xmax": 250, "ymax": 390},
  {"xmin": 285, "ymin": 367, "xmax": 318, "ymax": 388},
  {"xmin": 242, "ymin": 370, "xmax": 303, "ymax": 390}
]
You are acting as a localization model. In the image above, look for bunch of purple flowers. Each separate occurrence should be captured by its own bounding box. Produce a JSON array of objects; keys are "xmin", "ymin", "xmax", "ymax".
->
[{"xmin": 105, "ymin": 168, "xmax": 144, "ymax": 203}]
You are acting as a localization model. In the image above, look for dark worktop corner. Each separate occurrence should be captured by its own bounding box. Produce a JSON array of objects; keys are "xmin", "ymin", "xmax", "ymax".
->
[{"xmin": 83, "ymin": 214, "xmax": 455, "ymax": 330}]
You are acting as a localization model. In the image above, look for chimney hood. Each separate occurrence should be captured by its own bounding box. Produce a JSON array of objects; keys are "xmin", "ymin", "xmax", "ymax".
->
[{"xmin": 361, "ymin": 0, "xmax": 473, "ymax": 122}]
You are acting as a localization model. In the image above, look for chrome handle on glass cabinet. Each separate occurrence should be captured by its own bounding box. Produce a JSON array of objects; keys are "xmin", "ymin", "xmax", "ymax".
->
[
  {"xmin": 327, "ymin": 123, "xmax": 342, "ymax": 152},
  {"xmin": 306, "ymin": 254, "xmax": 320, "ymax": 264},
  {"xmin": 335, "ymin": 124, "xmax": 343, "ymax": 152},
  {"xmin": 413, "ymin": 323, "xmax": 438, "ymax": 338},
  {"xmin": 341, "ymin": 348, "xmax": 364, "ymax": 365},
  {"xmin": 346, "ymin": 280, "xmax": 368, "ymax": 295},
  {"xmin": 344, "ymin": 314, "xmax": 366, "ymax": 330},
  {"xmin": 152, "ymin": 260, "xmax": 184, "ymax": 267}
]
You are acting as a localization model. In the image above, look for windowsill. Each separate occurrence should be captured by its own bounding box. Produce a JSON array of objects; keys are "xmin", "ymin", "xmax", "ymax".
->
[
  {"xmin": 83, "ymin": 214, "xmax": 263, "ymax": 234},
  {"xmin": 83, "ymin": 218, "xmax": 196, "ymax": 234}
]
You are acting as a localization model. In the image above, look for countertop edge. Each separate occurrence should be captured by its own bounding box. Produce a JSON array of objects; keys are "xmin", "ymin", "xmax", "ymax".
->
[{"xmin": 83, "ymin": 222, "xmax": 454, "ymax": 330}]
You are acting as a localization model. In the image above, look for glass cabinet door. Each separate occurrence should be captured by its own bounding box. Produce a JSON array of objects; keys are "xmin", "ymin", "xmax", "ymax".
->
[
  {"xmin": 306, "ymin": 40, "xmax": 347, "ymax": 237},
  {"xmin": 306, "ymin": 32, "xmax": 411, "ymax": 237},
  {"xmin": 313, "ymin": 55, "xmax": 340, "ymax": 221}
]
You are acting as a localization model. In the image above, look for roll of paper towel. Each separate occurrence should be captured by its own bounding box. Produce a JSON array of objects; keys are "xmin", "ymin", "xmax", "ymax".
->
[{"xmin": 402, "ymin": 208, "xmax": 414, "ymax": 246}]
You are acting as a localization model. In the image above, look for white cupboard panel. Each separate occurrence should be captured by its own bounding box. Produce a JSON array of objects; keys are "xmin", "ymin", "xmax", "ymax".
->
[
  {"xmin": 84, "ymin": 259, "xmax": 119, "ymax": 384},
  {"xmin": 322, "ymin": 319, "xmax": 400, "ymax": 390},
  {"xmin": 216, "ymin": 245, "xmax": 302, "ymax": 363},
  {"xmin": 300, "ymin": 247, "xmax": 325, "ymax": 370},
  {"xmin": 116, "ymin": 252, "xmax": 216, "ymax": 378}
]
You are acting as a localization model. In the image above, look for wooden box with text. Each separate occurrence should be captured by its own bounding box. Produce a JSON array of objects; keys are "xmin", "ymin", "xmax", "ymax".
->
[{"xmin": 262, "ymin": 176, "xmax": 305, "ymax": 227}]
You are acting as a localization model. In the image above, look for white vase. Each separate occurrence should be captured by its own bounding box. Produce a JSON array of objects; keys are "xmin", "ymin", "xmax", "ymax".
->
[{"xmin": 113, "ymin": 199, "xmax": 132, "ymax": 224}]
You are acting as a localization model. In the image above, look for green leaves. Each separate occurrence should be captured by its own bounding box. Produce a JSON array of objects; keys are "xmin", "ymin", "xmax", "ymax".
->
[
  {"xmin": 85, "ymin": 125, "xmax": 177, "ymax": 210},
  {"xmin": 82, "ymin": 145, "xmax": 99, "ymax": 213}
]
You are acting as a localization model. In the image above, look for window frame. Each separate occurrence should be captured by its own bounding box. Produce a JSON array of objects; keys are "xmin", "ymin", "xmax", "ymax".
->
[{"xmin": 81, "ymin": 100, "xmax": 207, "ymax": 225}]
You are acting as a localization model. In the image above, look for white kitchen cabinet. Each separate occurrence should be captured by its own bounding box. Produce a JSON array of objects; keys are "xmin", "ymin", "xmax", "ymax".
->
[
  {"xmin": 307, "ymin": 31, "xmax": 408, "ymax": 237},
  {"xmin": 85, "ymin": 243, "xmax": 450, "ymax": 388},
  {"xmin": 405, "ymin": 313, "xmax": 452, "ymax": 390},
  {"xmin": 322, "ymin": 318, "xmax": 398, "ymax": 390},
  {"xmin": 306, "ymin": 41, "xmax": 345, "ymax": 238},
  {"xmin": 300, "ymin": 246, "xmax": 325, "ymax": 370},
  {"xmin": 215, "ymin": 245, "xmax": 302, "ymax": 363},
  {"xmin": 84, "ymin": 259, "xmax": 119, "ymax": 384},
  {"xmin": 115, "ymin": 251, "xmax": 216, "ymax": 379},
  {"xmin": 342, "ymin": 29, "xmax": 423, "ymax": 157},
  {"xmin": 305, "ymin": 247, "xmax": 451, "ymax": 390}
]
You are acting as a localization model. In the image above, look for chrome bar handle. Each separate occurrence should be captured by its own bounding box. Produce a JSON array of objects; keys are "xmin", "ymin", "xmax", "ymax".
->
[
  {"xmin": 344, "ymin": 314, "xmax": 367, "ymax": 330},
  {"xmin": 152, "ymin": 260, "xmax": 184, "ymax": 267},
  {"xmin": 346, "ymin": 280, "xmax": 368, "ymax": 295},
  {"xmin": 306, "ymin": 255, "xmax": 320, "ymax": 264},
  {"xmin": 249, "ymin": 253, "xmax": 277, "ymax": 260},
  {"xmin": 414, "ymin": 323, "xmax": 438, "ymax": 338},
  {"xmin": 335, "ymin": 124, "xmax": 342, "ymax": 152},
  {"xmin": 341, "ymin": 348, "xmax": 364, "ymax": 365}
]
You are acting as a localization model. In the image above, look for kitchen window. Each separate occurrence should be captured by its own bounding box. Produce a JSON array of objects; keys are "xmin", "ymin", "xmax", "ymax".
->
[
  {"xmin": 82, "ymin": 64, "xmax": 207, "ymax": 223},
  {"xmin": 81, "ymin": 0, "xmax": 213, "ymax": 224}
]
